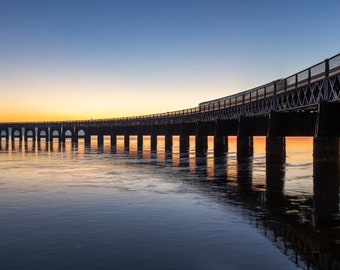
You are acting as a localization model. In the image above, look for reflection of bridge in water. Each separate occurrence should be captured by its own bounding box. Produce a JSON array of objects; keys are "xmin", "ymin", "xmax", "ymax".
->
[
  {"xmin": 2, "ymin": 54, "xmax": 340, "ymax": 269},
  {"xmin": 3, "ymin": 138, "xmax": 339, "ymax": 269}
]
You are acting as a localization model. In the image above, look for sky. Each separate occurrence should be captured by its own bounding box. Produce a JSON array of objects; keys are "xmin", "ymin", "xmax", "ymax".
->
[{"xmin": 1, "ymin": 0, "xmax": 340, "ymax": 122}]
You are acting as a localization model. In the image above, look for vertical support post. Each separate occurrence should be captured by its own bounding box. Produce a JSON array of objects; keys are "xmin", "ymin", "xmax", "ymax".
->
[
  {"xmin": 24, "ymin": 128, "xmax": 28, "ymax": 144},
  {"xmin": 151, "ymin": 133, "xmax": 157, "ymax": 151},
  {"xmin": 237, "ymin": 136, "xmax": 253, "ymax": 159},
  {"xmin": 180, "ymin": 135, "xmax": 189, "ymax": 153},
  {"xmin": 37, "ymin": 129, "xmax": 41, "ymax": 149},
  {"xmin": 180, "ymin": 123, "xmax": 189, "ymax": 153},
  {"xmin": 49, "ymin": 128, "xmax": 54, "ymax": 144},
  {"xmin": 165, "ymin": 134, "xmax": 172, "ymax": 152},
  {"xmin": 6, "ymin": 129, "xmax": 9, "ymax": 147},
  {"xmin": 60, "ymin": 127, "xmax": 65, "ymax": 144},
  {"xmin": 323, "ymin": 58, "xmax": 330, "ymax": 101},
  {"xmin": 11, "ymin": 128, "xmax": 15, "ymax": 149},
  {"xmin": 266, "ymin": 136, "xmax": 286, "ymax": 164},
  {"xmin": 85, "ymin": 132, "xmax": 91, "ymax": 146},
  {"xmin": 313, "ymin": 137, "xmax": 339, "ymax": 162},
  {"xmin": 214, "ymin": 120, "xmax": 227, "ymax": 156},
  {"xmin": 110, "ymin": 134, "xmax": 116, "ymax": 149},
  {"xmin": 124, "ymin": 134, "xmax": 130, "ymax": 151},
  {"xmin": 97, "ymin": 134, "xmax": 104, "ymax": 148},
  {"xmin": 272, "ymin": 81, "xmax": 277, "ymax": 111},
  {"xmin": 195, "ymin": 122, "xmax": 207, "ymax": 156},
  {"xmin": 237, "ymin": 116, "xmax": 253, "ymax": 159},
  {"xmin": 214, "ymin": 136, "xmax": 227, "ymax": 156},
  {"xmin": 72, "ymin": 127, "xmax": 77, "ymax": 145},
  {"xmin": 137, "ymin": 133, "xmax": 143, "ymax": 151}
]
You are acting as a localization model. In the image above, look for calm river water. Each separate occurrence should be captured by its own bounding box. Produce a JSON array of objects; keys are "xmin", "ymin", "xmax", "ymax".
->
[{"xmin": 0, "ymin": 137, "xmax": 339, "ymax": 269}]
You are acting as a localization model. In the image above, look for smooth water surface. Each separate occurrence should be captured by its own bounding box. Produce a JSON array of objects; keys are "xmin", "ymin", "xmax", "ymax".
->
[{"xmin": 0, "ymin": 137, "xmax": 337, "ymax": 269}]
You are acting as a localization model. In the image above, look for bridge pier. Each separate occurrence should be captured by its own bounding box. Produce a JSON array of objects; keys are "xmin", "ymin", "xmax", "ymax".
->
[
  {"xmin": 97, "ymin": 134, "xmax": 104, "ymax": 148},
  {"xmin": 165, "ymin": 134, "xmax": 172, "ymax": 152},
  {"xmin": 72, "ymin": 132, "xmax": 78, "ymax": 145},
  {"xmin": 214, "ymin": 119, "xmax": 228, "ymax": 156},
  {"xmin": 151, "ymin": 133, "xmax": 157, "ymax": 151},
  {"xmin": 180, "ymin": 124, "xmax": 190, "ymax": 153},
  {"xmin": 196, "ymin": 122, "xmax": 208, "ymax": 155},
  {"xmin": 137, "ymin": 134, "xmax": 143, "ymax": 151},
  {"xmin": 111, "ymin": 134, "xmax": 117, "ymax": 149},
  {"xmin": 195, "ymin": 135, "xmax": 207, "ymax": 155},
  {"xmin": 237, "ymin": 116, "xmax": 254, "ymax": 159},
  {"xmin": 84, "ymin": 130, "xmax": 91, "ymax": 145},
  {"xmin": 180, "ymin": 135, "xmax": 189, "ymax": 153},
  {"xmin": 266, "ymin": 137, "xmax": 286, "ymax": 164},
  {"xmin": 314, "ymin": 101, "xmax": 340, "ymax": 161},
  {"xmin": 237, "ymin": 136, "xmax": 253, "ymax": 159},
  {"xmin": 124, "ymin": 134, "xmax": 130, "ymax": 151}
]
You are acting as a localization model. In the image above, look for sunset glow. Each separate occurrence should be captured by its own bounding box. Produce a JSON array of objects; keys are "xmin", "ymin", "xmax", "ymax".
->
[{"xmin": 1, "ymin": 1, "xmax": 340, "ymax": 122}]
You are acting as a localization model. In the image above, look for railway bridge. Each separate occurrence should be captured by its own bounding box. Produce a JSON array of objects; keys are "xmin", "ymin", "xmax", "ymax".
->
[{"xmin": 1, "ymin": 53, "xmax": 340, "ymax": 161}]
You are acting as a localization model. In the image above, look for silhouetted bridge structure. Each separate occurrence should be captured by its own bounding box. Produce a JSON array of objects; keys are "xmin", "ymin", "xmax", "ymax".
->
[{"xmin": 1, "ymin": 53, "xmax": 340, "ymax": 160}]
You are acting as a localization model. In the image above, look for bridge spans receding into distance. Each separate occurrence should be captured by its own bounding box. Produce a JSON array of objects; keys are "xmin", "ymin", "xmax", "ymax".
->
[{"xmin": 1, "ymin": 53, "xmax": 340, "ymax": 160}]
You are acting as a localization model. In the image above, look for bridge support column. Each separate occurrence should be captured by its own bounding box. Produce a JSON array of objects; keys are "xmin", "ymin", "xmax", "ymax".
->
[
  {"xmin": 165, "ymin": 134, "xmax": 172, "ymax": 152},
  {"xmin": 313, "ymin": 137, "xmax": 339, "ymax": 161},
  {"xmin": 266, "ymin": 136, "xmax": 286, "ymax": 164},
  {"xmin": 195, "ymin": 121, "xmax": 208, "ymax": 155},
  {"xmin": 110, "ymin": 134, "xmax": 116, "ymax": 149},
  {"xmin": 237, "ymin": 116, "xmax": 253, "ymax": 159},
  {"xmin": 97, "ymin": 134, "xmax": 104, "ymax": 148},
  {"xmin": 180, "ymin": 124, "xmax": 190, "ymax": 153},
  {"xmin": 49, "ymin": 128, "xmax": 54, "ymax": 144},
  {"xmin": 151, "ymin": 133, "xmax": 157, "ymax": 151},
  {"xmin": 85, "ymin": 133, "xmax": 91, "ymax": 146},
  {"xmin": 180, "ymin": 135, "xmax": 189, "ymax": 153},
  {"xmin": 72, "ymin": 133, "xmax": 78, "ymax": 145},
  {"xmin": 195, "ymin": 135, "xmax": 207, "ymax": 155},
  {"xmin": 214, "ymin": 136, "xmax": 227, "ymax": 156},
  {"xmin": 214, "ymin": 120, "xmax": 228, "ymax": 156},
  {"xmin": 60, "ymin": 128, "xmax": 65, "ymax": 144},
  {"xmin": 124, "ymin": 134, "xmax": 130, "ymax": 151},
  {"xmin": 137, "ymin": 134, "xmax": 143, "ymax": 151},
  {"xmin": 314, "ymin": 101, "xmax": 340, "ymax": 161},
  {"xmin": 237, "ymin": 136, "xmax": 253, "ymax": 159}
]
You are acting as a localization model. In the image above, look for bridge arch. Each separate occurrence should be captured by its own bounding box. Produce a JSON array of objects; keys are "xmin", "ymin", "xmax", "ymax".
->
[
  {"xmin": 39, "ymin": 130, "xmax": 47, "ymax": 137},
  {"xmin": 64, "ymin": 130, "xmax": 72, "ymax": 137},
  {"xmin": 1, "ymin": 130, "xmax": 7, "ymax": 137},
  {"xmin": 26, "ymin": 130, "xmax": 34, "ymax": 137},
  {"xmin": 52, "ymin": 130, "xmax": 60, "ymax": 137},
  {"xmin": 13, "ymin": 129, "xmax": 21, "ymax": 137},
  {"xmin": 77, "ymin": 129, "xmax": 85, "ymax": 137}
]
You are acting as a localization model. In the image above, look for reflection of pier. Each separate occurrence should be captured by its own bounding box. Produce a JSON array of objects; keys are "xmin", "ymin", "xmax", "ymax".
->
[{"xmin": 1, "ymin": 136, "xmax": 340, "ymax": 268}]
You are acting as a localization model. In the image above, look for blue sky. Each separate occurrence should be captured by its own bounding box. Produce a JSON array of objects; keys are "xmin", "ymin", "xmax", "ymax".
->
[{"xmin": 1, "ymin": 0, "xmax": 340, "ymax": 121}]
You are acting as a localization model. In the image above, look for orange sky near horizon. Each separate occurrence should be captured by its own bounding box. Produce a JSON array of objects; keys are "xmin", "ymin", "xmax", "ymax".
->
[{"xmin": 2, "ymin": 1, "xmax": 340, "ymax": 123}]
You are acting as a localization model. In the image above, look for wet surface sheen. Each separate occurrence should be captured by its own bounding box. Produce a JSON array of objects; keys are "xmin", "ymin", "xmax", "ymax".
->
[{"xmin": 0, "ymin": 137, "xmax": 338, "ymax": 269}]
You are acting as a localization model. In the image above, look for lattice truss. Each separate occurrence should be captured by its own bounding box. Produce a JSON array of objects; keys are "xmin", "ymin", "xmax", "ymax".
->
[
  {"xmin": 275, "ymin": 80, "xmax": 324, "ymax": 111},
  {"xmin": 329, "ymin": 74, "xmax": 340, "ymax": 101}
]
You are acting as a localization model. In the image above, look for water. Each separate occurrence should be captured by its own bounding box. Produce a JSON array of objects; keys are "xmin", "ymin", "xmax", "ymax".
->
[{"xmin": 0, "ymin": 137, "xmax": 339, "ymax": 269}]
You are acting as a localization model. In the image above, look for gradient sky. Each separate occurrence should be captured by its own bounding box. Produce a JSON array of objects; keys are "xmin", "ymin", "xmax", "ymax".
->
[{"xmin": 1, "ymin": 0, "xmax": 340, "ymax": 121}]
